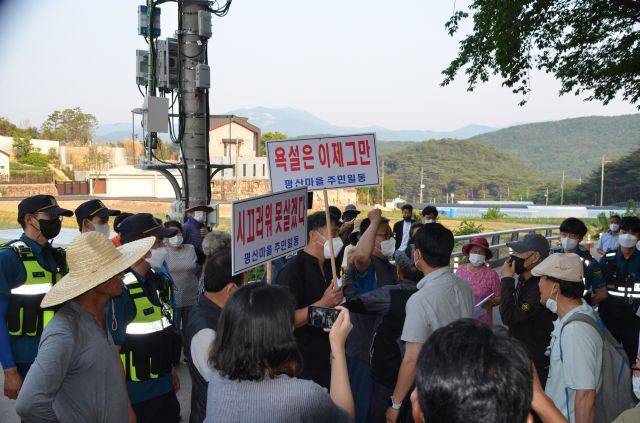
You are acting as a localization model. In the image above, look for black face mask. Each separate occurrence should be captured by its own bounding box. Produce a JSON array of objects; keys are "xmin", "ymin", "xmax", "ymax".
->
[
  {"xmin": 511, "ymin": 255, "xmax": 527, "ymax": 274},
  {"xmin": 36, "ymin": 218, "xmax": 62, "ymax": 240}
]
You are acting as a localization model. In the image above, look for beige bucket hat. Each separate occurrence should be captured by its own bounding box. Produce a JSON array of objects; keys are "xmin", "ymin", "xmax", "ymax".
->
[
  {"xmin": 41, "ymin": 232, "xmax": 155, "ymax": 307},
  {"xmin": 531, "ymin": 253, "xmax": 584, "ymax": 283}
]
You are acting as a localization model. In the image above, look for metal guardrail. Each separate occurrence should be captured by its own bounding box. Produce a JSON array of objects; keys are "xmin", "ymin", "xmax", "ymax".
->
[{"xmin": 450, "ymin": 226, "xmax": 560, "ymax": 269}]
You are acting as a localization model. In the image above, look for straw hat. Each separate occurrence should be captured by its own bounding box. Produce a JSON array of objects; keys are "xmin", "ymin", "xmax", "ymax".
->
[{"xmin": 41, "ymin": 232, "xmax": 155, "ymax": 307}]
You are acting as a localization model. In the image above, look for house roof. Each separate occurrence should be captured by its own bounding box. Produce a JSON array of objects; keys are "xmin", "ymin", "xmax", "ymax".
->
[{"xmin": 209, "ymin": 116, "xmax": 260, "ymax": 135}]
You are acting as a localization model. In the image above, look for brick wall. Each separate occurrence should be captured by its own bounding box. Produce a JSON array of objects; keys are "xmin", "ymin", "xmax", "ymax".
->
[{"xmin": 0, "ymin": 183, "xmax": 58, "ymax": 197}]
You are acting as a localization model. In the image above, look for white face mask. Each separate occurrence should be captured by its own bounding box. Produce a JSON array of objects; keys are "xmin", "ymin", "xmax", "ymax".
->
[
  {"xmin": 469, "ymin": 253, "xmax": 486, "ymax": 267},
  {"xmin": 560, "ymin": 236, "xmax": 579, "ymax": 251},
  {"xmin": 633, "ymin": 376, "xmax": 640, "ymax": 400},
  {"xmin": 379, "ymin": 238, "xmax": 396, "ymax": 258},
  {"xmin": 193, "ymin": 211, "xmax": 206, "ymax": 223},
  {"xmin": 323, "ymin": 236, "xmax": 344, "ymax": 260},
  {"xmin": 619, "ymin": 233, "xmax": 638, "ymax": 248},
  {"xmin": 610, "ymin": 223, "xmax": 620, "ymax": 232},
  {"xmin": 167, "ymin": 235, "xmax": 183, "ymax": 247},
  {"xmin": 146, "ymin": 247, "xmax": 168, "ymax": 268},
  {"xmin": 93, "ymin": 223, "xmax": 111, "ymax": 238},
  {"xmin": 423, "ymin": 218, "xmax": 434, "ymax": 224},
  {"xmin": 545, "ymin": 285, "xmax": 559, "ymax": 314}
]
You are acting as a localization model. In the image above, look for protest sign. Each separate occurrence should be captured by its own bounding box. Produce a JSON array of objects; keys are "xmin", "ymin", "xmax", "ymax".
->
[
  {"xmin": 231, "ymin": 186, "xmax": 308, "ymax": 275},
  {"xmin": 266, "ymin": 133, "xmax": 379, "ymax": 192}
]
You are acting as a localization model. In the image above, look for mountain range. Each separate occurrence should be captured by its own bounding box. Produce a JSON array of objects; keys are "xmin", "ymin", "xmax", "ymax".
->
[
  {"xmin": 226, "ymin": 107, "xmax": 498, "ymax": 140},
  {"xmin": 93, "ymin": 106, "xmax": 497, "ymax": 142},
  {"xmin": 93, "ymin": 107, "xmax": 640, "ymax": 183},
  {"xmin": 469, "ymin": 113, "xmax": 640, "ymax": 180}
]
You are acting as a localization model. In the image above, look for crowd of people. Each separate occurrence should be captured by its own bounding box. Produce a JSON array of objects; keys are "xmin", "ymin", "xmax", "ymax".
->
[{"xmin": 1, "ymin": 195, "xmax": 640, "ymax": 422}]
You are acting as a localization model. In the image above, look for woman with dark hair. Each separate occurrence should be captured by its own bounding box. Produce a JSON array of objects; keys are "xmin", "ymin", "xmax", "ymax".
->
[
  {"xmin": 164, "ymin": 220, "xmax": 202, "ymax": 334},
  {"xmin": 205, "ymin": 283, "xmax": 355, "ymax": 422}
]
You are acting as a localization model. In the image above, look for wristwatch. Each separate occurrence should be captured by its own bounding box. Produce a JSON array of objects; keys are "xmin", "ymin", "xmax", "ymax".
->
[{"xmin": 388, "ymin": 396, "xmax": 402, "ymax": 410}]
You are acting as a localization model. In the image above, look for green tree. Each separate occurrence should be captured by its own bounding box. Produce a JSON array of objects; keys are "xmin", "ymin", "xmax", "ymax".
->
[
  {"xmin": 442, "ymin": 1, "xmax": 640, "ymax": 106},
  {"xmin": 12, "ymin": 135, "xmax": 34, "ymax": 158},
  {"xmin": 0, "ymin": 117, "xmax": 16, "ymax": 136},
  {"xmin": 259, "ymin": 131, "xmax": 288, "ymax": 156},
  {"xmin": 84, "ymin": 146, "xmax": 111, "ymax": 175},
  {"xmin": 47, "ymin": 147, "xmax": 60, "ymax": 166},
  {"xmin": 41, "ymin": 108, "xmax": 98, "ymax": 144}
]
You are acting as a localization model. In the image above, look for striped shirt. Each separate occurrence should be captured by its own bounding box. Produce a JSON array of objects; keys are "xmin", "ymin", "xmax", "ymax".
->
[{"xmin": 165, "ymin": 244, "xmax": 200, "ymax": 307}]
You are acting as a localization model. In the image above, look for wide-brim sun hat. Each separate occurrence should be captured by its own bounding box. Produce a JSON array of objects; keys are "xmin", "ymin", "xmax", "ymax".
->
[
  {"xmin": 41, "ymin": 232, "xmax": 155, "ymax": 307},
  {"xmin": 461, "ymin": 236, "xmax": 493, "ymax": 260}
]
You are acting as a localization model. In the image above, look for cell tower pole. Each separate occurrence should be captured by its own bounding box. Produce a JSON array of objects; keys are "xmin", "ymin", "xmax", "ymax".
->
[{"xmin": 180, "ymin": 1, "xmax": 210, "ymax": 208}]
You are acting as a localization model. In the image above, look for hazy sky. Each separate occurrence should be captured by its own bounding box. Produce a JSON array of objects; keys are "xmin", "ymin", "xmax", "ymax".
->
[{"xmin": 0, "ymin": 0, "xmax": 637, "ymax": 131}]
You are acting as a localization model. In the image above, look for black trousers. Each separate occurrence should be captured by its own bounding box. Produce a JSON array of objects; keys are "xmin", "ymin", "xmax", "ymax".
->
[
  {"xmin": 133, "ymin": 391, "xmax": 181, "ymax": 423},
  {"xmin": 601, "ymin": 312, "xmax": 640, "ymax": 364}
]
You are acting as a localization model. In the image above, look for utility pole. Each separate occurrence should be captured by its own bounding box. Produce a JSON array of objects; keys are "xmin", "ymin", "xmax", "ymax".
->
[
  {"xmin": 380, "ymin": 160, "xmax": 384, "ymax": 205},
  {"xmin": 419, "ymin": 167, "xmax": 424, "ymax": 205},
  {"xmin": 560, "ymin": 170, "xmax": 565, "ymax": 205},
  {"xmin": 180, "ymin": 1, "xmax": 210, "ymax": 208},
  {"xmin": 600, "ymin": 156, "xmax": 605, "ymax": 206},
  {"xmin": 545, "ymin": 188, "xmax": 549, "ymax": 206}
]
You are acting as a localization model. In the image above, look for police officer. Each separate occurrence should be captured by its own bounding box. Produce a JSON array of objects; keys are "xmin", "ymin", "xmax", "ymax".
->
[
  {"xmin": 74, "ymin": 199, "xmax": 121, "ymax": 236},
  {"xmin": 599, "ymin": 215, "xmax": 640, "ymax": 363},
  {"xmin": 107, "ymin": 213, "xmax": 181, "ymax": 423},
  {"xmin": 553, "ymin": 217, "xmax": 607, "ymax": 305},
  {"xmin": 0, "ymin": 194, "xmax": 72, "ymax": 399}
]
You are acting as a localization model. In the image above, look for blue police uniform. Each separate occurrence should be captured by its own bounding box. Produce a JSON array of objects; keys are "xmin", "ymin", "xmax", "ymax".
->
[
  {"xmin": 598, "ymin": 248, "xmax": 640, "ymax": 362},
  {"xmin": 556, "ymin": 247, "xmax": 605, "ymax": 298},
  {"xmin": 0, "ymin": 234, "xmax": 63, "ymax": 371},
  {"xmin": 107, "ymin": 269, "xmax": 177, "ymax": 406}
]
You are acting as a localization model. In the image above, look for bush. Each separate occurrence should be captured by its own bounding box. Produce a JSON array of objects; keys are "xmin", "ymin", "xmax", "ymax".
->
[
  {"xmin": 482, "ymin": 206, "xmax": 507, "ymax": 220},
  {"xmin": 19, "ymin": 153, "xmax": 49, "ymax": 168},
  {"xmin": 454, "ymin": 219, "xmax": 485, "ymax": 236}
]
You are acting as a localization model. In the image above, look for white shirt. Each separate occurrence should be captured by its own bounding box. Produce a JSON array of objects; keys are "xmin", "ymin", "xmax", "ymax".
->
[
  {"xmin": 398, "ymin": 220, "xmax": 411, "ymax": 251},
  {"xmin": 545, "ymin": 301, "xmax": 603, "ymax": 422},
  {"xmin": 190, "ymin": 328, "xmax": 216, "ymax": 381}
]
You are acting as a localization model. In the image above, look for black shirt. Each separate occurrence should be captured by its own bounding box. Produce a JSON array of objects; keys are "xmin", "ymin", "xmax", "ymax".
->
[
  {"xmin": 276, "ymin": 250, "xmax": 332, "ymax": 389},
  {"xmin": 500, "ymin": 275, "xmax": 554, "ymax": 384},
  {"xmin": 184, "ymin": 295, "xmax": 222, "ymax": 423},
  {"xmin": 343, "ymin": 281, "xmax": 417, "ymax": 388}
]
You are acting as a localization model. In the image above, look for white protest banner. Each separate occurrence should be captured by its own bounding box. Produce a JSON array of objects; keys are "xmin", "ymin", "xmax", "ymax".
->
[
  {"xmin": 231, "ymin": 186, "xmax": 308, "ymax": 275},
  {"xmin": 266, "ymin": 133, "xmax": 379, "ymax": 192}
]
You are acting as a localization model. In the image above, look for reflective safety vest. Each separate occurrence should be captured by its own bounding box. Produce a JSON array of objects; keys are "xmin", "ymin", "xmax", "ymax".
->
[
  {"xmin": 603, "ymin": 252, "xmax": 640, "ymax": 301},
  {"xmin": 4, "ymin": 240, "xmax": 63, "ymax": 337},
  {"xmin": 120, "ymin": 271, "xmax": 176, "ymax": 382}
]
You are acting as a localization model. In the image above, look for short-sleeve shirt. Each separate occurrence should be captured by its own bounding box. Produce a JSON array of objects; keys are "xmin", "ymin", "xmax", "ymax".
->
[
  {"xmin": 455, "ymin": 264, "xmax": 501, "ymax": 325},
  {"xmin": 165, "ymin": 244, "xmax": 200, "ymax": 307},
  {"xmin": 0, "ymin": 234, "xmax": 62, "ymax": 365},
  {"xmin": 276, "ymin": 250, "xmax": 333, "ymax": 388},
  {"xmin": 545, "ymin": 301, "xmax": 603, "ymax": 422},
  {"xmin": 598, "ymin": 231, "xmax": 620, "ymax": 253},
  {"xmin": 401, "ymin": 267, "xmax": 474, "ymax": 344}
]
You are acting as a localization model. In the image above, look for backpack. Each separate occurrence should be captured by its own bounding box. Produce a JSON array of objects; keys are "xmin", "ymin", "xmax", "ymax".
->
[{"xmin": 559, "ymin": 312, "xmax": 637, "ymax": 422}]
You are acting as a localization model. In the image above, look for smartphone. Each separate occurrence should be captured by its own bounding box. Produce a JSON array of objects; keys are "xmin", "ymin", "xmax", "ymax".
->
[{"xmin": 308, "ymin": 306, "xmax": 340, "ymax": 329}]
